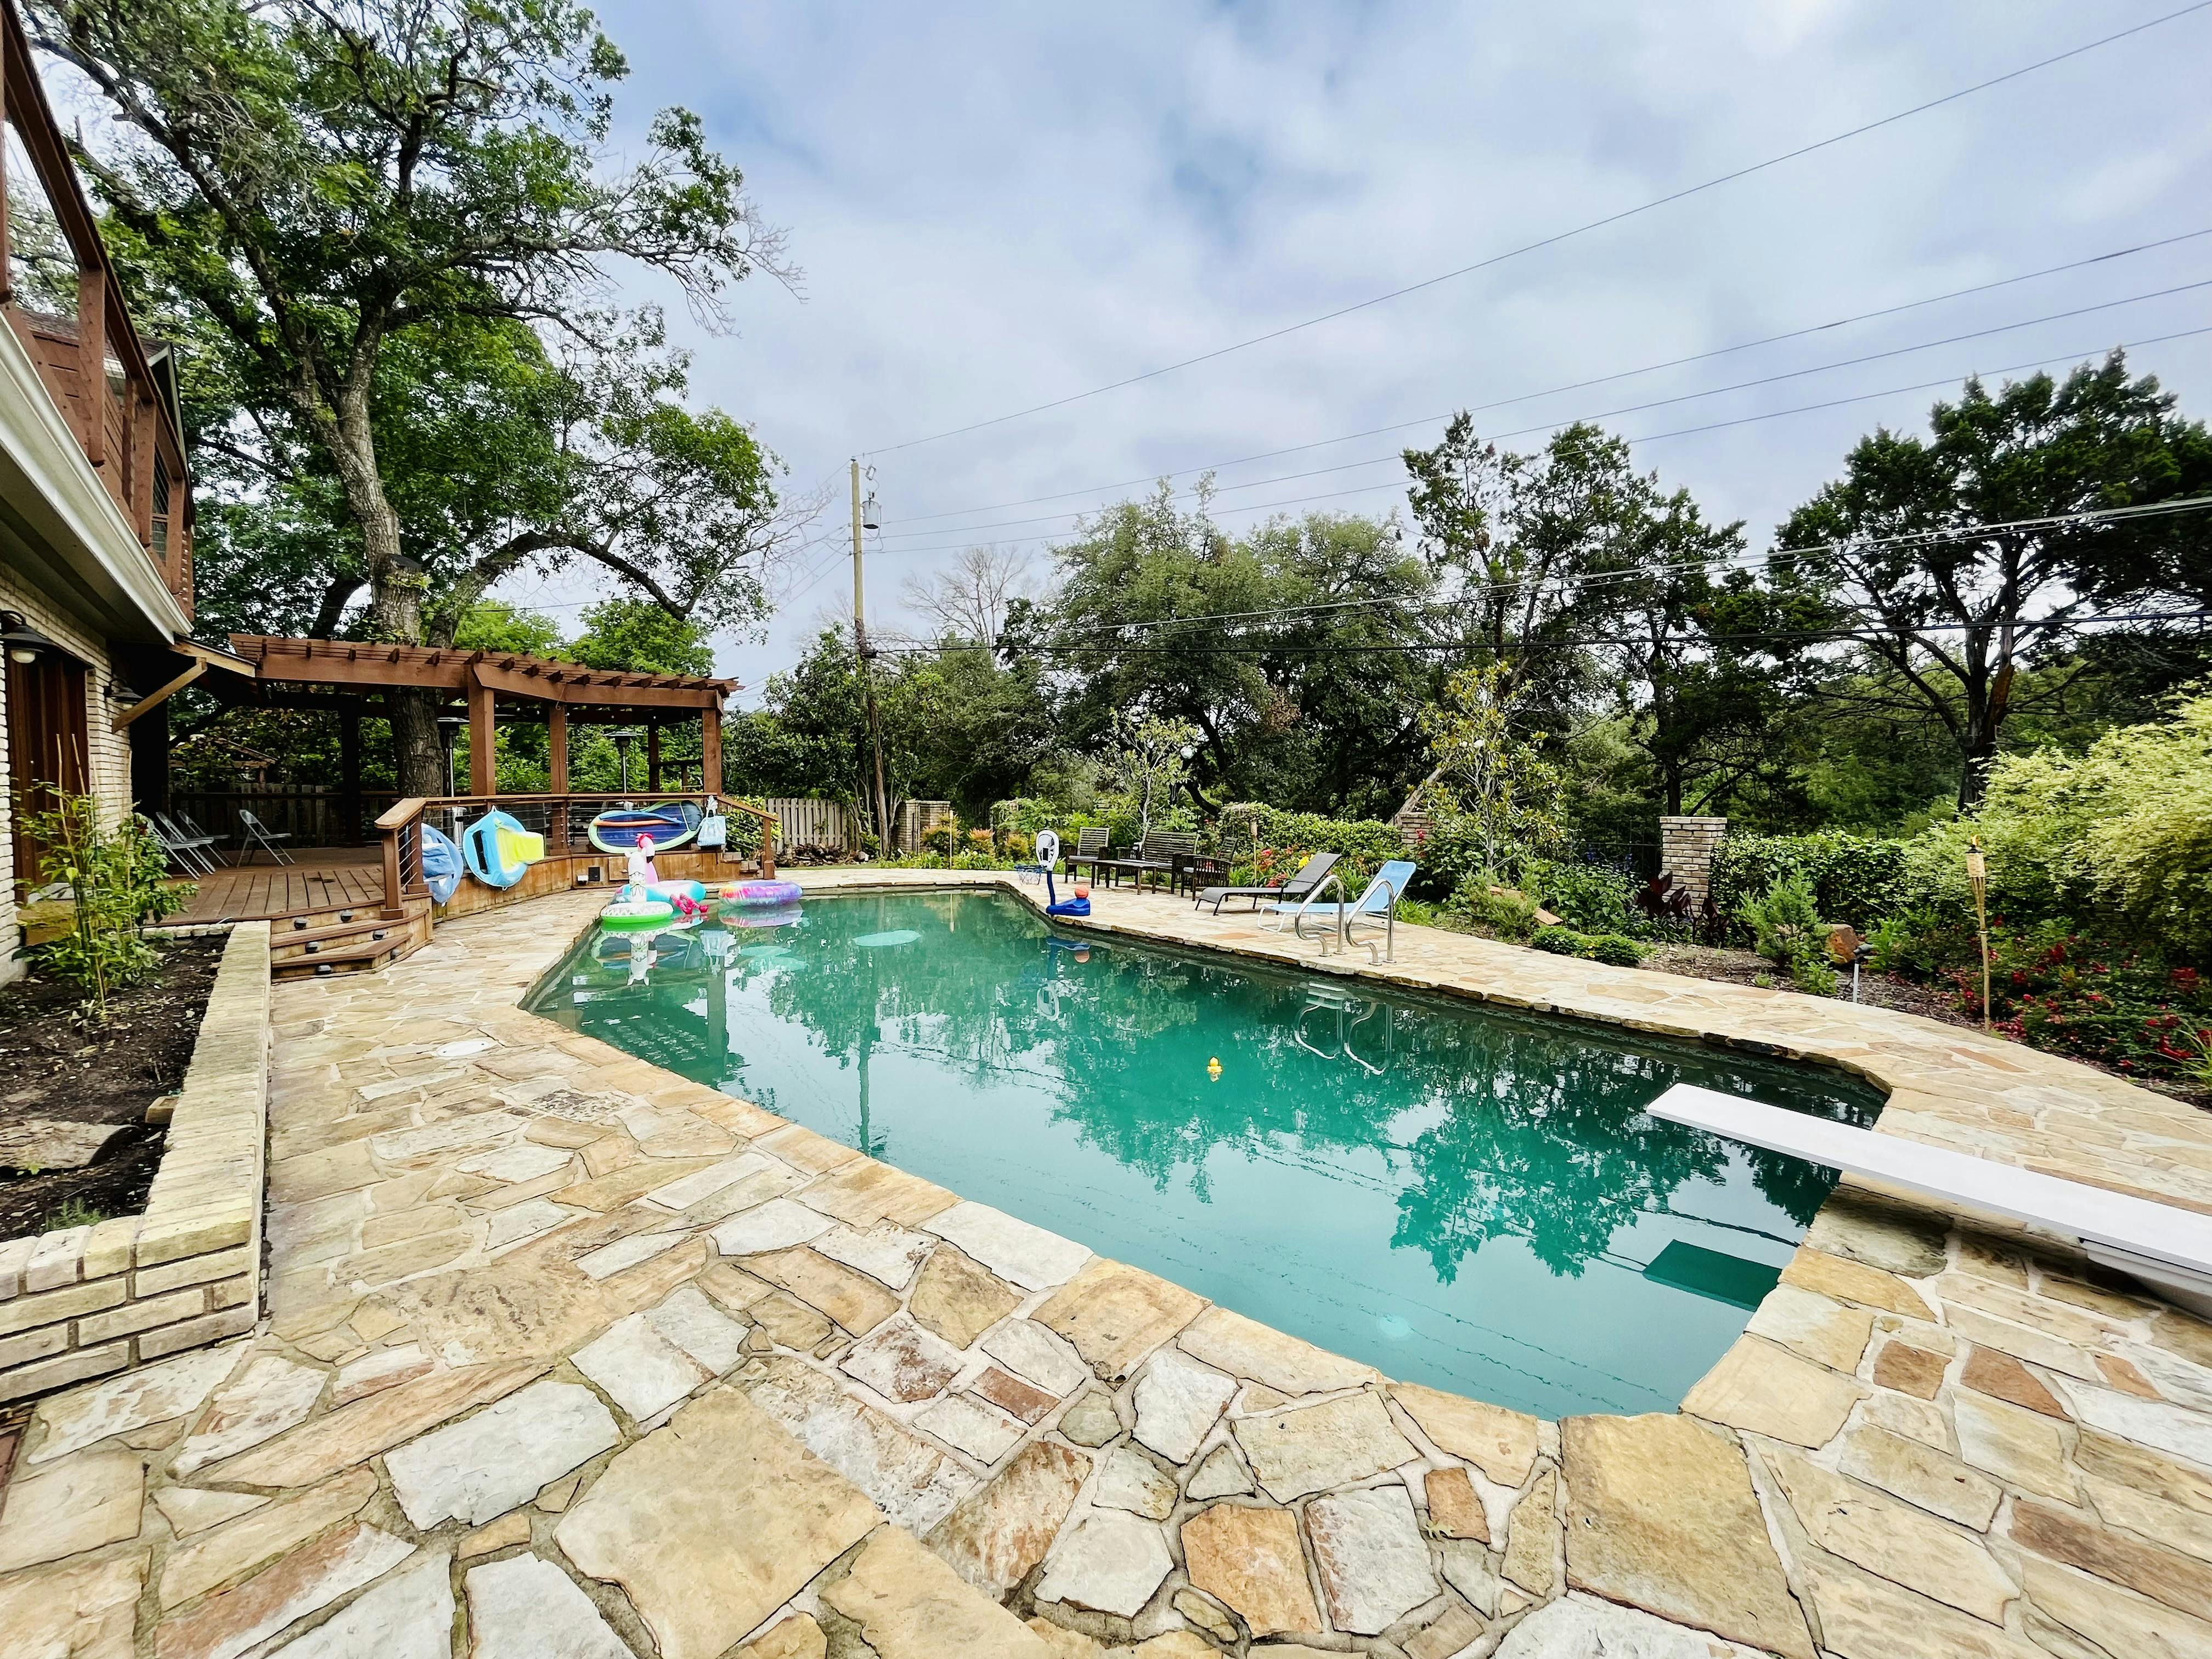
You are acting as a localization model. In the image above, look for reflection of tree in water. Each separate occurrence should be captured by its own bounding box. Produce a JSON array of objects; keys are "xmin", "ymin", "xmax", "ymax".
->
[
  {"xmin": 542, "ymin": 893, "xmax": 1881, "ymax": 1282},
  {"xmin": 1388, "ymin": 1039, "xmax": 1725, "ymax": 1281}
]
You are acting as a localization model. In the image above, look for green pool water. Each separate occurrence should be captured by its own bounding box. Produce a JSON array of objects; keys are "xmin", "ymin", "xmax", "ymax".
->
[{"xmin": 525, "ymin": 889, "xmax": 1882, "ymax": 1418}]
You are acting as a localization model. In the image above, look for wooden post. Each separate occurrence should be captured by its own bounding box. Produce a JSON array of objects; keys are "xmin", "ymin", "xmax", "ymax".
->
[
  {"xmin": 646, "ymin": 722, "xmax": 662, "ymax": 792},
  {"xmin": 548, "ymin": 704, "xmax": 569, "ymax": 853},
  {"xmin": 468, "ymin": 674, "xmax": 495, "ymax": 796},
  {"xmin": 548, "ymin": 704, "xmax": 568, "ymax": 791},
  {"xmin": 339, "ymin": 709, "xmax": 362, "ymax": 844},
  {"xmin": 76, "ymin": 264, "xmax": 105, "ymax": 465},
  {"xmin": 702, "ymin": 702, "xmax": 723, "ymax": 796}
]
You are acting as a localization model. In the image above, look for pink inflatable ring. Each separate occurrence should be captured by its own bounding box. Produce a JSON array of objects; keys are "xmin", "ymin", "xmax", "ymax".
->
[{"xmin": 721, "ymin": 879, "xmax": 804, "ymax": 907}]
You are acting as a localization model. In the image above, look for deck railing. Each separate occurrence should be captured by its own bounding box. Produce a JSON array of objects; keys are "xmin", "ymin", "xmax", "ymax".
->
[{"xmin": 375, "ymin": 792, "xmax": 780, "ymax": 913}]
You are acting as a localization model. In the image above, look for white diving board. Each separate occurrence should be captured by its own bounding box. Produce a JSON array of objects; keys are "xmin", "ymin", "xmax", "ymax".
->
[{"xmin": 1647, "ymin": 1082, "xmax": 2212, "ymax": 1319}]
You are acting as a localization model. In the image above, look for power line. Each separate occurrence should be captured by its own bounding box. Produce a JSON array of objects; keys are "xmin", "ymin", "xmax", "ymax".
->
[
  {"xmin": 864, "ymin": 3, "xmax": 2212, "ymax": 455},
  {"xmin": 868, "ymin": 607, "xmax": 2212, "ymax": 661},
  {"xmin": 1069, "ymin": 495, "xmax": 2212, "ymax": 641},
  {"xmin": 879, "ymin": 228, "xmax": 2212, "ymax": 529},
  {"xmin": 880, "ymin": 280, "xmax": 2212, "ymax": 546},
  {"xmin": 867, "ymin": 324, "xmax": 2212, "ymax": 558},
  {"xmin": 879, "ymin": 496, "xmax": 2212, "ymax": 656}
]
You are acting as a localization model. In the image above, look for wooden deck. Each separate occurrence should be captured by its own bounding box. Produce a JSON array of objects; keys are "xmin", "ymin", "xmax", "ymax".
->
[{"xmin": 167, "ymin": 847, "xmax": 386, "ymax": 924}]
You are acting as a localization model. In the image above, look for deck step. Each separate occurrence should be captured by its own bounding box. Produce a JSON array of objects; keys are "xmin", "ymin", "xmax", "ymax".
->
[
  {"xmin": 269, "ymin": 914, "xmax": 414, "ymax": 958},
  {"xmin": 268, "ymin": 900, "xmax": 433, "ymax": 979}
]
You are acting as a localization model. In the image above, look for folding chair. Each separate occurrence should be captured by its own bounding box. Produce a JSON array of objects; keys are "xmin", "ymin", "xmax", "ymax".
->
[
  {"xmin": 238, "ymin": 808, "xmax": 297, "ymax": 866},
  {"xmin": 175, "ymin": 810, "xmax": 234, "ymax": 866},
  {"xmin": 151, "ymin": 814, "xmax": 219, "ymax": 876}
]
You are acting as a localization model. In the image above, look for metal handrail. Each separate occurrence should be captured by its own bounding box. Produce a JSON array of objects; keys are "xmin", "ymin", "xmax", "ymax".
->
[
  {"xmin": 1290, "ymin": 871, "xmax": 1347, "ymax": 955},
  {"xmin": 1344, "ymin": 870, "xmax": 1407, "ymax": 963}
]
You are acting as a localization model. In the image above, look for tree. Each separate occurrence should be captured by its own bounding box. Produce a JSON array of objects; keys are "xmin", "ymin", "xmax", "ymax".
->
[
  {"xmin": 36, "ymin": 0, "xmax": 793, "ymax": 790},
  {"xmin": 1052, "ymin": 488, "xmax": 1434, "ymax": 811},
  {"xmin": 572, "ymin": 598, "xmax": 716, "ymax": 678},
  {"xmin": 1401, "ymin": 419, "xmax": 1634, "ymax": 715},
  {"xmin": 901, "ymin": 546, "xmax": 1039, "ymax": 646},
  {"xmin": 1420, "ymin": 662, "xmax": 1565, "ymax": 874},
  {"xmin": 1587, "ymin": 469, "xmax": 1814, "ymax": 817},
  {"xmin": 1101, "ymin": 714, "xmax": 1200, "ymax": 839},
  {"xmin": 1777, "ymin": 352, "xmax": 2212, "ymax": 808}
]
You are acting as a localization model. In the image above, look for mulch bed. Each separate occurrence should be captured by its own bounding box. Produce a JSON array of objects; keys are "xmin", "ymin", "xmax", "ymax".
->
[
  {"xmin": 1642, "ymin": 940, "xmax": 2212, "ymax": 1111},
  {"xmin": 0, "ymin": 938, "xmax": 223, "ymax": 1238}
]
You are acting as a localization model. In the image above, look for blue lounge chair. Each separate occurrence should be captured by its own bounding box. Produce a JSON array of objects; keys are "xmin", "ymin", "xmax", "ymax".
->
[{"xmin": 1267, "ymin": 860, "xmax": 1418, "ymax": 962}]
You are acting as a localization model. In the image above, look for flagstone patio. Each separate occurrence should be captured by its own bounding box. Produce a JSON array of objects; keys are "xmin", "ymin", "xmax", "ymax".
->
[{"xmin": 6, "ymin": 869, "xmax": 2212, "ymax": 1658}]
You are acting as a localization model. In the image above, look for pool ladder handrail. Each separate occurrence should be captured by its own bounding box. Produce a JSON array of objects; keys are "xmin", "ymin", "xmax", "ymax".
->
[
  {"xmin": 1289, "ymin": 871, "xmax": 1347, "ymax": 954},
  {"xmin": 1343, "ymin": 868, "xmax": 1407, "ymax": 964}
]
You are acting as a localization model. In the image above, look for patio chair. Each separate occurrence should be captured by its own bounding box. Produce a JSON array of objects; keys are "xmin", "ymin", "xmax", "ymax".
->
[
  {"xmin": 1268, "ymin": 859, "xmax": 1419, "ymax": 962},
  {"xmin": 1094, "ymin": 830, "xmax": 1196, "ymax": 890},
  {"xmin": 1068, "ymin": 826, "xmax": 1111, "ymax": 881},
  {"xmin": 176, "ymin": 809, "xmax": 234, "ymax": 866},
  {"xmin": 238, "ymin": 808, "xmax": 297, "ymax": 866},
  {"xmin": 150, "ymin": 813, "xmax": 219, "ymax": 876},
  {"xmin": 1194, "ymin": 850, "xmax": 1341, "ymax": 916}
]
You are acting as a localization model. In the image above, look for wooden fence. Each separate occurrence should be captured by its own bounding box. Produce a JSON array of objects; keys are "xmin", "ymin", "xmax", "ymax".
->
[{"xmin": 765, "ymin": 798, "xmax": 853, "ymax": 852}]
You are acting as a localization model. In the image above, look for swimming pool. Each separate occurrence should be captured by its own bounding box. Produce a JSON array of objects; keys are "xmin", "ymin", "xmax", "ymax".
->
[{"xmin": 525, "ymin": 889, "xmax": 1882, "ymax": 1418}]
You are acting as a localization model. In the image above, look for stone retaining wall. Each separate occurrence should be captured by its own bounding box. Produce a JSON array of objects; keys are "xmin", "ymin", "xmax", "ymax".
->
[{"xmin": 0, "ymin": 921, "xmax": 269, "ymax": 1401}]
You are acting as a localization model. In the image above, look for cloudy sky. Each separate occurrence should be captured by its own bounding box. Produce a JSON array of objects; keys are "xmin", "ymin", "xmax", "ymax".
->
[{"xmin": 494, "ymin": 1, "xmax": 2212, "ymax": 701}]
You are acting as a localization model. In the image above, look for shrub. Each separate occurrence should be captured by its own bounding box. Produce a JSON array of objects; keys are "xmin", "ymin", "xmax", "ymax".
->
[
  {"xmin": 1739, "ymin": 870, "xmax": 1824, "ymax": 969},
  {"xmin": 1973, "ymin": 923, "xmax": 2212, "ymax": 1079},
  {"xmin": 1904, "ymin": 685, "xmax": 2212, "ymax": 966},
  {"xmin": 1457, "ymin": 884, "xmax": 1544, "ymax": 943},
  {"xmin": 1790, "ymin": 953, "xmax": 1840, "ymax": 996},
  {"xmin": 1218, "ymin": 804, "xmax": 1407, "ymax": 892},
  {"xmin": 1711, "ymin": 831, "xmax": 1909, "ymax": 933},
  {"xmin": 1524, "ymin": 859, "xmax": 1643, "ymax": 936},
  {"xmin": 1865, "ymin": 907, "xmax": 1976, "ymax": 979},
  {"xmin": 14, "ymin": 794, "xmax": 188, "ymax": 1015},
  {"xmin": 1586, "ymin": 934, "xmax": 1645, "ymax": 967},
  {"xmin": 921, "ymin": 826, "xmax": 956, "ymax": 859},
  {"xmin": 1532, "ymin": 928, "xmax": 1588, "ymax": 956}
]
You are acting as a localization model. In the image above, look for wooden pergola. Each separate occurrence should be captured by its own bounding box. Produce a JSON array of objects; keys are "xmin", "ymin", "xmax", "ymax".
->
[{"xmin": 204, "ymin": 635, "xmax": 738, "ymax": 802}]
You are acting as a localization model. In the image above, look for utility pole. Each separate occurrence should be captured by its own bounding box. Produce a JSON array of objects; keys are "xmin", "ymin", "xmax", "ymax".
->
[{"xmin": 851, "ymin": 459, "xmax": 893, "ymax": 854}]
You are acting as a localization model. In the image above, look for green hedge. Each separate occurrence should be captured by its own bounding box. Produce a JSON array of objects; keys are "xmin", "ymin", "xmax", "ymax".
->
[
  {"xmin": 1710, "ymin": 831, "xmax": 1909, "ymax": 932},
  {"xmin": 1218, "ymin": 803, "xmax": 1407, "ymax": 891}
]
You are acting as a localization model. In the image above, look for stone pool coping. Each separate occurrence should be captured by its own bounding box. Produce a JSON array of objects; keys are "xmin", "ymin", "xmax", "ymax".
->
[
  {"xmin": 0, "ymin": 921, "xmax": 268, "ymax": 1403},
  {"xmin": 5, "ymin": 876, "xmax": 2211, "ymax": 1657}
]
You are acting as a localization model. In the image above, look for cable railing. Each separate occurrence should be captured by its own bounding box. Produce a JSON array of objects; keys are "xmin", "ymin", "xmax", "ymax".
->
[{"xmin": 374, "ymin": 793, "xmax": 781, "ymax": 911}]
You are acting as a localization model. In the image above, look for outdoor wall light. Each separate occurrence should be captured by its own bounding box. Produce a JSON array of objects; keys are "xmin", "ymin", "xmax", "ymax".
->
[{"xmin": 2, "ymin": 612, "xmax": 58, "ymax": 664}]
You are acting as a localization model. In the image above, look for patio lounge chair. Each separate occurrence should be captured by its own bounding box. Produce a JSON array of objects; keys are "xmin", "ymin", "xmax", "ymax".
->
[
  {"xmin": 238, "ymin": 808, "xmax": 297, "ymax": 866},
  {"xmin": 1193, "ymin": 850, "xmax": 1341, "ymax": 916},
  {"xmin": 1268, "ymin": 859, "xmax": 1419, "ymax": 962}
]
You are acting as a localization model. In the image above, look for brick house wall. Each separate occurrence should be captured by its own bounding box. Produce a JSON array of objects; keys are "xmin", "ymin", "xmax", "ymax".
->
[{"xmin": 1, "ymin": 572, "xmax": 139, "ymax": 986}]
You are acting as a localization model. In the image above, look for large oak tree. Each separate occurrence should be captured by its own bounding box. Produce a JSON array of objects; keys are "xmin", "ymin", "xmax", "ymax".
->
[{"xmin": 32, "ymin": 0, "xmax": 795, "ymax": 790}]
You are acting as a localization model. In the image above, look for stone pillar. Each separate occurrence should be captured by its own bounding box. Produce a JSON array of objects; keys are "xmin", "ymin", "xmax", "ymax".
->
[{"xmin": 1659, "ymin": 815, "xmax": 1727, "ymax": 911}]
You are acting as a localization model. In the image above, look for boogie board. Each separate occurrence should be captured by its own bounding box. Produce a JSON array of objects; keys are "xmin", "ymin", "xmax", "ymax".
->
[
  {"xmin": 588, "ymin": 802, "xmax": 703, "ymax": 853},
  {"xmin": 460, "ymin": 809, "xmax": 545, "ymax": 889},
  {"xmin": 420, "ymin": 822, "xmax": 464, "ymax": 907}
]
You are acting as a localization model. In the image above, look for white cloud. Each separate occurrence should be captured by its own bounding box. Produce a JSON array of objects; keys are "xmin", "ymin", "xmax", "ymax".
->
[{"xmin": 498, "ymin": 0, "xmax": 2212, "ymax": 702}]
